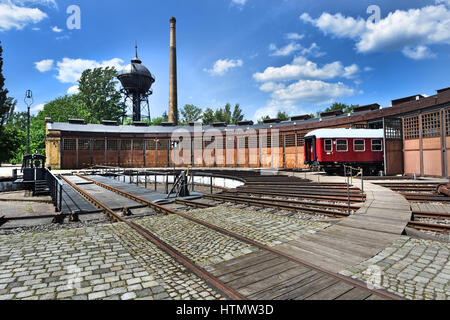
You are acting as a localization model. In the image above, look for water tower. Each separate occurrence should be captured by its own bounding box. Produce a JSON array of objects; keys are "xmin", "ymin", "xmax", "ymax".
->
[{"xmin": 118, "ymin": 45, "xmax": 155, "ymax": 122}]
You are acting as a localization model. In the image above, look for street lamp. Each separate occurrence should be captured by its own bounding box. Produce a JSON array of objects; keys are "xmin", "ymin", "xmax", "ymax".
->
[{"xmin": 24, "ymin": 90, "xmax": 34, "ymax": 155}]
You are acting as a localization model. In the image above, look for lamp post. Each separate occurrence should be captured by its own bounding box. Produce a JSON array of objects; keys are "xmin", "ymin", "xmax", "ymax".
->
[{"xmin": 24, "ymin": 90, "xmax": 34, "ymax": 155}]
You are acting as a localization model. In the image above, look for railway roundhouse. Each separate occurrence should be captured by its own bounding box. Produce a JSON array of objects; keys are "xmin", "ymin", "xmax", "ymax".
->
[{"xmin": 45, "ymin": 87, "xmax": 450, "ymax": 178}]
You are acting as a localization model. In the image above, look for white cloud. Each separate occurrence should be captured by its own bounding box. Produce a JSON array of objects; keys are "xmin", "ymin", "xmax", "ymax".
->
[
  {"xmin": 364, "ymin": 66, "xmax": 374, "ymax": 72},
  {"xmin": 269, "ymin": 42, "xmax": 302, "ymax": 56},
  {"xmin": 34, "ymin": 59, "xmax": 54, "ymax": 72},
  {"xmin": 300, "ymin": 43, "xmax": 325, "ymax": 58},
  {"xmin": 203, "ymin": 58, "xmax": 243, "ymax": 76},
  {"xmin": 13, "ymin": 0, "xmax": 58, "ymax": 9},
  {"xmin": 259, "ymin": 82, "xmax": 285, "ymax": 92},
  {"xmin": 67, "ymin": 85, "xmax": 79, "ymax": 95},
  {"xmin": 270, "ymin": 80, "xmax": 355, "ymax": 105},
  {"xmin": 231, "ymin": 0, "xmax": 247, "ymax": 5},
  {"xmin": 300, "ymin": 4, "xmax": 450, "ymax": 59},
  {"xmin": 32, "ymin": 103, "xmax": 44, "ymax": 112},
  {"xmin": 0, "ymin": 2, "xmax": 47, "ymax": 31},
  {"xmin": 56, "ymin": 58, "xmax": 125, "ymax": 83},
  {"xmin": 52, "ymin": 25, "xmax": 62, "ymax": 32},
  {"xmin": 253, "ymin": 56, "xmax": 359, "ymax": 82},
  {"xmin": 402, "ymin": 45, "xmax": 436, "ymax": 60},
  {"xmin": 285, "ymin": 33, "xmax": 304, "ymax": 40}
]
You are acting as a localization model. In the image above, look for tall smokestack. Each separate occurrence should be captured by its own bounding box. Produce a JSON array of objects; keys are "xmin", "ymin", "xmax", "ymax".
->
[{"xmin": 169, "ymin": 17, "xmax": 178, "ymax": 125}]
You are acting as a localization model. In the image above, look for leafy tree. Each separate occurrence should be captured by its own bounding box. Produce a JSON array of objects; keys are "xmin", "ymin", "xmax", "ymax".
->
[
  {"xmin": 77, "ymin": 67, "xmax": 125, "ymax": 123},
  {"xmin": 150, "ymin": 111, "xmax": 169, "ymax": 126},
  {"xmin": 277, "ymin": 111, "xmax": 290, "ymax": 121},
  {"xmin": 0, "ymin": 125, "xmax": 22, "ymax": 163},
  {"xmin": 40, "ymin": 94, "xmax": 88, "ymax": 122},
  {"xmin": 1, "ymin": 97, "xmax": 16, "ymax": 127},
  {"xmin": 257, "ymin": 115, "xmax": 271, "ymax": 124},
  {"xmin": 0, "ymin": 41, "xmax": 9, "ymax": 128},
  {"xmin": 231, "ymin": 104, "xmax": 244, "ymax": 124},
  {"xmin": 180, "ymin": 104, "xmax": 202, "ymax": 124},
  {"xmin": 315, "ymin": 102, "xmax": 359, "ymax": 117},
  {"xmin": 202, "ymin": 108, "xmax": 215, "ymax": 125}
]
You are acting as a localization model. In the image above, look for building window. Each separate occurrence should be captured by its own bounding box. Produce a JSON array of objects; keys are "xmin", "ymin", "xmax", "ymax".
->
[
  {"xmin": 158, "ymin": 139, "xmax": 169, "ymax": 150},
  {"xmin": 324, "ymin": 139, "xmax": 333, "ymax": 152},
  {"xmin": 422, "ymin": 112, "xmax": 441, "ymax": 138},
  {"xmin": 63, "ymin": 139, "xmax": 76, "ymax": 151},
  {"xmin": 133, "ymin": 140, "xmax": 143, "ymax": 150},
  {"xmin": 94, "ymin": 140, "xmax": 105, "ymax": 151},
  {"xmin": 78, "ymin": 139, "xmax": 90, "ymax": 151},
  {"xmin": 285, "ymin": 134, "xmax": 295, "ymax": 147},
  {"xmin": 404, "ymin": 116, "xmax": 419, "ymax": 140},
  {"xmin": 354, "ymin": 139, "xmax": 365, "ymax": 152},
  {"xmin": 297, "ymin": 133, "xmax": 305, "ymax": 147},
  {"xmin": 260, "ymin": 135, "xmax": 271, "ymax": 148},
  {"xmin": 107, "ymin": 140, "xmax": 117, "ymax": 151},
  {"xmin": 336, "ymin": 139, "xmax": 348, "ymax": 152},
  {"xmin": 146, "ymin": 140, "xmax": 156, "ymax": 150},
  {"xmin": 249, "ymin": 136, "xmax": 258, "ymax": 148},
  {"xmin": 385, "ymin": 119, "xmax": 402, "ymax": 139},
  {"xmin": 445, "ymin": 108, "xmax": 450, "ymax": 136},
  {"xmin": 226, "ymin": 137, "xmax": 235, "ymax": 149},
  {"xmin": 372, "ymin": 139, "xmax": 383, "ymax": 151},
  {"xmin": 121, "ymin": 140, "xmax": 131, "ymax": 150}
]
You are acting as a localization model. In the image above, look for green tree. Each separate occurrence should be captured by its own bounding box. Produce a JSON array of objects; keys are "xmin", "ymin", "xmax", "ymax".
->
[
  {"xmin": 150, "ymin": 111, "xmax": 169, "ymax": 126},
  {"xmin": 316, "ymin": 102, "xmax": 359, "ymax": 117},
  {"xmin": 257, "ymin": 115, "xmax": 271, "ymax": 124},
  {"xmin": 231, "ymin": 104, "xmax": 244, "ymax": 124},
  {"xmin": 277, "ymin": 111, "xmax": 290, "ymax": 121},
  {"xmin": 202, "ymin": 108, "xmax": 215, "ymax": 125},
  {"xmin": 0, "ymin": 41, "xmax": 9, "ymax": 128},
  {"xmin": 180, "ymin": 104, "xmax": 202, "ymax": 124},
  {"xmin": 77, "ymin": 67, "xmax": 125, "ymax": 123},
  {"xmin": 40, "ymin": 94, "xmax": 88, "ymax": 122}
]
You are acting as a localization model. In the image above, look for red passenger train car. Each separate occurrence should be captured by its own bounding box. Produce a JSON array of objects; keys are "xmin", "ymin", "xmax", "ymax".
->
[{"xmin": 304, "ymin": 129, "xmax": 385, "ymax": 175}]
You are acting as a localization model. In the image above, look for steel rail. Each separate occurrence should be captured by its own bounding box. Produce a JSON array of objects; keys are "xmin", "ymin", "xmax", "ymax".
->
[
  {"xmin": 407, "ymin": 221, "xmax": 450, "ymax": 233},
  {"xmin": 412, "ymin": 211, "xmax": 450, "ymax": 220},
  {"xmin": 224, "ymin": 190, "xmax": 365, "ymax": 203},
  {"xmin": 203, "ymin": 194, "xmax": 351, "ymax": 218},
  {"xmin": 204, "ymin": 193, "xmax": 361, "ymax": 211},
  {"xmin": 60, "ymin": 175, "xmax": 244, "ymax": 300},
  {"xmin": 236, "ymin": 186, "xmax": 363, "ymax": 196},
  {"xmin": 401, "ymin": 194, "xmax": 450, "ymax": 202},
  {"xmin": 175, "ymin": 199, "xmax": 215, "ymax": 209},
  {"xmin": 75, "ymin": 174, "xmax": 402, "ymax": 301}
]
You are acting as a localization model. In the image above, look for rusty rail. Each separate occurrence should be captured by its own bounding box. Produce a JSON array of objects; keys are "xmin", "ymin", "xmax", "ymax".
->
[
  {"xmin": 74, "ymin": 174, "xmax": 402, "ymax": 300},
  {"xmin": 61, "ymin": 175, "xmax": 244, "ymax": 300},
  {"xmin": 407, "ymin": 221, "xmax": 450, "ymax": 233}
]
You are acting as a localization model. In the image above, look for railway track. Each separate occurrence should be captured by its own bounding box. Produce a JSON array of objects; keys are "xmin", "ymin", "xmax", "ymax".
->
[
  {"xmin": 202, "ymin": 193, "xmax": 352, "ymax": 218},
  {"xmin": 65, "ymin": 174, "xmax": 402, "ymax": 300},
  {"xmin": 407, "ymin": 221, "xmax": 450, "ymax": 233}
]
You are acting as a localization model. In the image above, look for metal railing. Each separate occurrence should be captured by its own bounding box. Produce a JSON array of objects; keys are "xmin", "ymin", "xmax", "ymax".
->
[
  {"xmin": 343, "ymin": 165, "xmax": 365, "ymax": 214},
  {"xmin": 45, "ymin": 169, "xmax": 83, "ymax": 213}
]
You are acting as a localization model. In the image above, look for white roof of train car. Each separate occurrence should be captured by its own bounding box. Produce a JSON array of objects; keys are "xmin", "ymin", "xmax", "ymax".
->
[{"xmin": 305, "ymin": 128, "xmax": 384, "ymax": 139}]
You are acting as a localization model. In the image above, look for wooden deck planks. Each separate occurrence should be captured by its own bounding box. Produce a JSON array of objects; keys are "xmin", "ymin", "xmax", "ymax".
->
[{"xmin": 305, "ymin": 281, "xmax": 355, "ymax": 300}]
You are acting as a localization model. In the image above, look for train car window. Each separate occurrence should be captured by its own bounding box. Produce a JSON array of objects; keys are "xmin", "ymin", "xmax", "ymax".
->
[
  {"xmin": 324, "ymin": 139, "xmax": 333, "ymax": 152},
  {"xmin": 336, "ymin": 139, "xmax": 348, "ymax": 152},
  {"xmin": 372, "ymin": 139, "xmax": 383, "ymax": 151},
  {"xmin": 145, "ymin": 140, "xmax": 156, "ymax": 150},
  {"xmin": 354, "ymin": 139, "xmax": 365, "ymax": 152}
]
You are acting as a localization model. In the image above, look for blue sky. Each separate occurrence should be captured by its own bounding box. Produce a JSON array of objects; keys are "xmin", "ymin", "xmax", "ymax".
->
[{"xmin": 1, "ymin": 0, "xmax": 449, "ymax": 121}]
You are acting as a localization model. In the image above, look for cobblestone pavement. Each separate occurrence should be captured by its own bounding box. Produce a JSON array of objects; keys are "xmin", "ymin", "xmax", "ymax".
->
[
  {"xmin": 0, "ymin": 222, "xmax": 222, "ymax": 300},
  {"xmin": 340, "ymin": 237, "xmax": 450, "ymax": 300},
  {"xmin": 183, "ymin": 206, "xmax": 331, "ymax": 247},
  {"xmin": 136, "ymin": 215, "xmax": 258, "ymax": 268}
]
